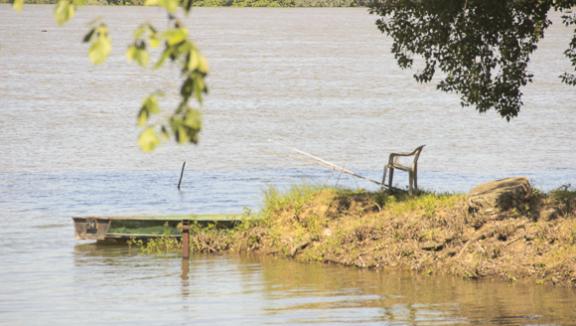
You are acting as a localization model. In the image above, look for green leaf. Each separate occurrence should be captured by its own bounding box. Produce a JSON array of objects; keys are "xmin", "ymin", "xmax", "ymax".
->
[
  {"xmin": 169, "ymin": 116, "xmax": 181, "ymax": 132},
  {"xmin": 137, "ymin": 108, "xmax": 149, "ymax": 127},
  {"xmin": 176, "ymin": 126, "xmax": 189, "ymax": 144},
  {"xmin": 194, "ymin": 77, "xmax": 205, "ymax": 103},
  {"xmin": 147, "ymin": 24, "xmax": 157, "ymax": 34},
  {"xmin": 89, "ymin": 26, "xmax": 111, "ymax": 65},
  {"xmin": 55, "ymin": 0, "xmax": 75, "ymax": 26},
  {"xmin": 132, "ymin": 47, "xmax": 149, "ymax": 67},
  {"xmin": 136, "ymin": 94, "xmax": 161, "ymax": 127},
  {"xmin": 160, "ymin": 0, "xmax": 179, "ymax": 13},
  {"xmin": 144, "ymin": 95, "xmax": 160, "ymax": 114},
  {"xmin": 126, "ymin": 45, "xmax": 137, "ymax": 62},
  {"xmin": 160, "ymin": 126, "xmax": 170, "ymax": 141},
  {"xmin": 149, "ymin": 34, "xmax": 160, "ymax": 48},
  {"xmin": 83, "ymin": 28, "xmax": 95, "ymax": 43},
  {"xmin": 163, "ymin": 28, "xmax": 188, "ymax": 46},
  {"xmin": 145, "ymin": 0, "xmax": 178, "ymax": 13},
  {"xmin": 197, "ymin": 53, "xmax": 209, "ymax": 74},
  {"xmin": 183, "ymin": 108, "xmax": 202, "ymax": 130},
  {"xmin": 154, "ymin": 48, "xmax": 171, "ymax": 69},
  {"xmin": 187, "ymin": 49, "xmax": 199, "ymax": 71},
  {"xmin": 138, "ymin": 50, "xmax": 149, "ymax": 67},
  {"xmin": 13, "ymin": 0, "xmax": 24, "ymax": 12},
  {"xmin": 138, "ymin": 127, "xmax": 160, "ymax": 153},
  {"xmin": 180, "ymin": 77, "xmax": 194, "ymax": 101},
  {"xmin": 181, "ymin": 0, "xmax": 192, "ymax": 13},
  {"xmin": 189, "ymin": 133, "xmax": 199, "ymax": 144},
  {"xmin": 133, "ymin": 25, "xmax": 145, "ymax": 39}
]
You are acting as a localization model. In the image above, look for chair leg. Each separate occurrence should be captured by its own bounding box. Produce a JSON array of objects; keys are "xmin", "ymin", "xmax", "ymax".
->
[
  {"xmin": 388, "ymin": 167, "xmax": 394, "ymax": 190},
  {"xmin": 413, "ymin": 171, "xmax": 418, "ymax": 193},
  {"xmin": 408, "ymin": 172, "xmax": 414, "ymax": 195},
  {"xmin": 381, "ymin": 166, "xmax": 387, "ymax": 191}
]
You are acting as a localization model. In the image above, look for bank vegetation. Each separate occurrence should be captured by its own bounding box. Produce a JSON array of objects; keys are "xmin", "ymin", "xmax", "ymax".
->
[{"xmin": 136, "ymin": 180, "xmax": 576, "ymax": 288}]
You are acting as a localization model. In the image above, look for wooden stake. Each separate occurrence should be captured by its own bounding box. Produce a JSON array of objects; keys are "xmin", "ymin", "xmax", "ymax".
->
[
  {"xmin": 177, "ymin": 161, "xmax": 186, "ymax": 190},
  {"xmin": 182, "ymin": 220, "xmax": 190, "ymax": 259}
]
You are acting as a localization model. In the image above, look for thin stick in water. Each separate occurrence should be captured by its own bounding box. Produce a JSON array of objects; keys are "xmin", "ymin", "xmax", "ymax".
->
[{"xmin": 178, "ymin": 161, "xmax": 186, "ymax": 190}]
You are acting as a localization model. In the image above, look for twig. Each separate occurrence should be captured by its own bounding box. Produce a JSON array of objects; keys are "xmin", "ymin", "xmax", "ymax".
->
[
  {"xmin": 290, "ymin": 239, "xmax": 311, "ymax": 257},
  {"xmin": 504, "ymin": 234, "xmax": 525, "ymax": 247},
  {"xmin": 456, "ymin": 221, "xmax": 527, "ymax": 258},
  {"xmin": 177, "ymin": 161, "xmax": 186, "ymax": 190}
]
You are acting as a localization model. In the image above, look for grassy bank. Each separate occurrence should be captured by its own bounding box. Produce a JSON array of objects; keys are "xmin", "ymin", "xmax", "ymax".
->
[{"xmin": 137, "ymin": 184, "xmax": 576, "ymax": 288}]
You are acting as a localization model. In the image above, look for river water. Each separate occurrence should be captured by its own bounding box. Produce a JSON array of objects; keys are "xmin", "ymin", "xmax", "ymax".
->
[{"xmin": 1, "ymin": 5, "xmax": 575, "ymax": 325}]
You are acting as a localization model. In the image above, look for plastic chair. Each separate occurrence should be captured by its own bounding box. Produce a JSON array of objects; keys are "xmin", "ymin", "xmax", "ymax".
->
[{"xmin": 382, "ymin": 145, "xmax": 425, "ymax": 195}]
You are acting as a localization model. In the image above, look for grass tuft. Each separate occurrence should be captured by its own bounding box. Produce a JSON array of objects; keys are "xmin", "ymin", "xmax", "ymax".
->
[{"xmin": 125, "ymin": 183, "xmax": 576, "ymax": 288}]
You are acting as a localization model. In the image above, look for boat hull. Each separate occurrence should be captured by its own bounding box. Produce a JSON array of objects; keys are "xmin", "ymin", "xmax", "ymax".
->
[{"xmin": 72, "ymin": 214, "xmax": 250, "ymax": 240}]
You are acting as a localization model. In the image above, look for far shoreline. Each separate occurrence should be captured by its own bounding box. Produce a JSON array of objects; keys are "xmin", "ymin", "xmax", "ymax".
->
[{"xmin": 0, "ymin": 1, "xmax": 368, "ymax": 7}]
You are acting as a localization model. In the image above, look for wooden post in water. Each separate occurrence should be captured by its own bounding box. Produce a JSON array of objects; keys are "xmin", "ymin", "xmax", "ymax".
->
[
  {"xmin": 177, "ymin": 161, "xmax": 186, "ymax": 190},
  {"xmin": 182, "ymin": 220, "xmax": 190, "ymax": 259}
]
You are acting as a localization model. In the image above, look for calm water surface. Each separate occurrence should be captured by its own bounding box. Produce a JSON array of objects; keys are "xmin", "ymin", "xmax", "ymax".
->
[{"xmin": 1, "ymin": 5, "xmax": 575, "ymax": 325}]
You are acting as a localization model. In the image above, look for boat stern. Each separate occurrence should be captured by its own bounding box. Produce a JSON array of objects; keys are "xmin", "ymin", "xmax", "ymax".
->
[{"xmin": 73, "ymin": 217, "xmax": 111, "ymax": 240}]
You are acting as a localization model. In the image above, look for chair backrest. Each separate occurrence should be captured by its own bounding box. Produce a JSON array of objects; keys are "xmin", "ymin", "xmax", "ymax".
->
[{"xmin": 411, "ymin": 145, "xmax": 425, "ymax": 169}]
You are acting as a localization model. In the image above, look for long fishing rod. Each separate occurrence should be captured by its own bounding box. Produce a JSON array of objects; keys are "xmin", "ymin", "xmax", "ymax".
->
[{"xmin": 268, "ymin": 140, "xmax": 385, "ymax": 187}]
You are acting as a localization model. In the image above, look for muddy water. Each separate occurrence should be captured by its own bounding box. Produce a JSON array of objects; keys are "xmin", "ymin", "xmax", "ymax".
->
[
  {"xmin": 4, "ymin": 244, "xmax": 576, "ymax": 325},
  {"xmin": 1, "ymin": 5, "xmax": 576, "ymax": 325}
]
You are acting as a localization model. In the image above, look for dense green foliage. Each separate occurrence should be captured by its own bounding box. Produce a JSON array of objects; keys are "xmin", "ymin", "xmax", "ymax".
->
[{"xmin": 369, "ymin": 0, "xmax": 576, "ymax": 120}]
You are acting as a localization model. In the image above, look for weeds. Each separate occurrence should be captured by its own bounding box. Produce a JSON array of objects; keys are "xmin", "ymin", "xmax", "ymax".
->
[
  {"xmin": 127, "ymin": 222, "xmax": 181, "ymax": 255},
  {"xmin": 122, "ymin": 182, "xmax": 576, "ymax": 287},
  {"xmin": 127, "ymin": 236, "xmax": 181, "ymax": 255},
  {"xmin": 549, "ymin": 184, "xmax": 576, "ymax": 216},
  {"xmin": 261, "ymin": 184, "xmax": 326, "ymax": 221}
]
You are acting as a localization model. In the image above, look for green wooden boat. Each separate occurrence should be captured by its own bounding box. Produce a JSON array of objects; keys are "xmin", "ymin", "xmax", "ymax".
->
[{"xmin": 73, "ymin": 214, "xmax": 254, "ymax": 240}]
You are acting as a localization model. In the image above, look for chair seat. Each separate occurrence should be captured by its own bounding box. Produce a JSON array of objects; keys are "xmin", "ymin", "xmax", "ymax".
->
[{"xmin": 387, "ymin": 163, "xmax": 412, "ymax": 172}]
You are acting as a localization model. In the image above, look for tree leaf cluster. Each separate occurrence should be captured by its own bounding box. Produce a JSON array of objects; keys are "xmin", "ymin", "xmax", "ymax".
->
[
  {"xmin": 10, "ymin": 0, "xmax": 210, "ymax": 152},
  {"xmin": 54, "ymin": 0, "xmax": 85, "ymax": 25},
  {"xmin": 126, "ymin": 12, "xmax": 209, "ymax": 152},
  {"xmin": 560, "ymin": 13, "xmax": 576, "ymax": 86},
  {"xmin": 369, "ymin": 0, "xmax": 576, "ymax": 119},
  {"xmin": 12, "ymin": 0, "xmax": 24, "ymax": 11},
  {"xmin": 83, "ymin": 22, "xmax": 112, "ymax": 64}
]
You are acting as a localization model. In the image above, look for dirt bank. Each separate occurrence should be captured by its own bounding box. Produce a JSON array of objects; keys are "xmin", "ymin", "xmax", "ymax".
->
[{"xmin": 156, "ymin": 182, "xmax": 576, "ymax": 288}]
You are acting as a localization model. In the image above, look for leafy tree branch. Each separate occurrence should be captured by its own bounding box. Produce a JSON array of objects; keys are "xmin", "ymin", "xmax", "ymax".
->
[
  {"xmin": 10, "ymin": 0, "xmax": 208, "ymax": 152},
  {"xmin": 369, "ymin": 0, "xmax": 576, "ymax": 120}
]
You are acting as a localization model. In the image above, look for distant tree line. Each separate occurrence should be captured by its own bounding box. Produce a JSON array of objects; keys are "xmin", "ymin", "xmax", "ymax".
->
[{"xmin": 1, "ymin": 0, "xmax": 369, "ymax": 6}]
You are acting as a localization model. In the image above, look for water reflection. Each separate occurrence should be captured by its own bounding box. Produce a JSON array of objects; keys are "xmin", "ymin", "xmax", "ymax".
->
[
  {"xmin": 2, "ymin": 6, "xmax": 576, "ymax": 324},
  {"xmin": 254, "ymin": 256, "xmax": 575, "ymax": 325},
  {"xmin": 181, "ymin": 258, "xmax": 190, "ymax": 298},
  {"xmin": 70, "ymin": 246, "xmax": 576, "ymax": 324}
]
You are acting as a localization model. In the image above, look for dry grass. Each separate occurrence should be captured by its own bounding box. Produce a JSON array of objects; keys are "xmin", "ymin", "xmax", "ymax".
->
[
  {"xmin": 233, "ymin": 185, "xmax": 576, "ymax": 287},
  {"xmin": 132, "ymin": 184, "xmax": 576, "ymax": 288}
]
